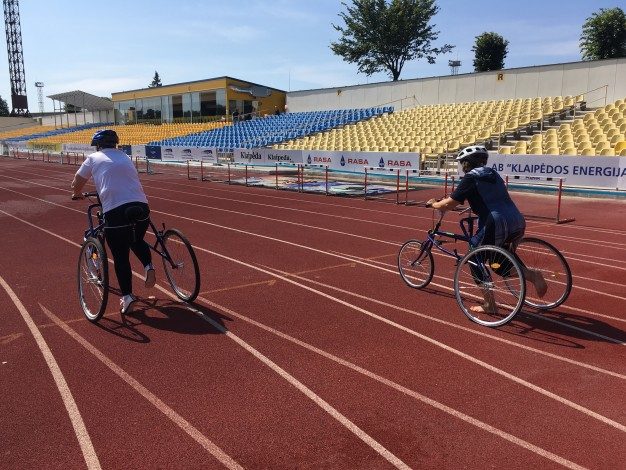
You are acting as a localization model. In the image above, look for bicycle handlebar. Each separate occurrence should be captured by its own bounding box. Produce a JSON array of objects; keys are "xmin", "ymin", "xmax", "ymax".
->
[{"xmin": 71, "ymin": 191, "xmax": 100, "ymax": 201}]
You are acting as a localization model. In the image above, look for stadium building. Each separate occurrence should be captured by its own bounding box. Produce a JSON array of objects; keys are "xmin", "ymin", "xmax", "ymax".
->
[{"xmin": 111, "ymin": 76, "xmax": 286, "ymax": 124}]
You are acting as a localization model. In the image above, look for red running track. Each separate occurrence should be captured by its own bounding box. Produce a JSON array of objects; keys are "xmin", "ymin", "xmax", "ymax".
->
[{"xmin": 1, "ymin": 157, "xmax": 625, "ymax": 469}]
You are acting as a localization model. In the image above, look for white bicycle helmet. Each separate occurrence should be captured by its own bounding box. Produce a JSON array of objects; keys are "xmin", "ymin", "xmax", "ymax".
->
[{"xmin": 456, "ymin": 145, "xmax": 489, "ymax": 166}]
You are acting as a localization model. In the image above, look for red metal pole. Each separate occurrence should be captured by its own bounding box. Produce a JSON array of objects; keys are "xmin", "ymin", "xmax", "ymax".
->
[
  {"xmin": 405, "ymin": 170, "xmax": 409, "ymax": 205},
  {"xmin": 201, "ymin": 160, "xmax": 204, "ymax": 181},
  {"xmin": 325, "ymin": 166, "xmax": 329, "ymax": 195},
  {"xmin": 364, "ymin": 167, "xmax": 368, "ymax": 199},
  {"xmin": 227, "ymin": 162, "xmax": 231, "ymax": 184},
  {"xmin": 556, "ymin": 178, "xmax": 563, "ymax": 223},
  {"xmin": 396, "ymin": 169, "xmax": 400, "ymax": 204},
  {"xmin": 505, "ymin": 174, "xmax": 509, "ymax": 189},
  {"xmin": 245, "ymin": 164, "xmax": 249, "ymax": 186},
  {"xmin": 275, "ymin": 163, "xmax": 278, "ymax": 189}
]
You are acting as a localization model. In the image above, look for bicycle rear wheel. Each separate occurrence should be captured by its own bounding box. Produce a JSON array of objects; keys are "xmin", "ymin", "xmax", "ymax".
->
[
  {"xmin": 77, "ymin": 237, "xmax": 109, "ymax": 322},
  {"xmin": 161, "ymin": 229, "xmax": 200, "ymax": 302},
  {"xmin": 514, "ymin": 237, "xmax": 572, "ymax": 310},
  {"xmin": 398, "ymin": 240, "xmax": 434, "ymax": 289},
  {"xmin": 454, "ymin": 245, "xmax": 525, "ymax": 327}
]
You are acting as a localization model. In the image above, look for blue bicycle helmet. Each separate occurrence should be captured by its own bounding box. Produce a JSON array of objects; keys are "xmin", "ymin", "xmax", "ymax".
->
[{"xmin": 91, "ymin": 129, "xmax": 119, "ymax": 148}]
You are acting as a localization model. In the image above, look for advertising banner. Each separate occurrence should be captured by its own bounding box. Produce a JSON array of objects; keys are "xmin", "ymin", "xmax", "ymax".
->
[
  {"xmin": 119, "ymin": 144, "xmax": 132, "ymax": 156},
  {"xmin": 62, "ymin": 143, "xmax": 95, "ymax": 153},
  {"xmin": 10, "ymin": 141, "xmax": 30, "ymax": 151},
  {"xmin": 234, "ymin": 149, "xmax": 267, "ymax": 165},
  {"xmin": 490, "ymin": 154, "xmax": 626, "ymax": 190},
  {"xmin": 198, "ymin": 147, "xmax": 217, "ymax": 163},
  {"xmin": 131, "ymin": 145, "xmax": 146, "ymax": 159},
  {"xmin": 159, "ymin": 146, "xmax": 218, "ymax": 162},
  {"xmin": 233, "ymin": 148, "xmax": 303, "ymax": 166},
  {"xmin": 145, "ymin": 145, "xmax": 161, "ymax": 160},
  {"xmin": 265, "ymin": 149, "xmax": 303, "ymax": 165},
  {"xmin": 301, "ymin": 150, "xmax": 420, "ymax": 173}
]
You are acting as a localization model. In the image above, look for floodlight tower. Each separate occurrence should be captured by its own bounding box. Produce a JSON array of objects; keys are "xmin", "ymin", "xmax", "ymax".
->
[
  {"xmin": 449, "ymin": 60, "xmax": 461, "ymax": 76},
  {"xmin": 35, "ymin": 81, "xmax": 44, "ymax": 113},
  {"xmin": 3, "ymin": 0, "xmax": 29, "ymax": 115}
]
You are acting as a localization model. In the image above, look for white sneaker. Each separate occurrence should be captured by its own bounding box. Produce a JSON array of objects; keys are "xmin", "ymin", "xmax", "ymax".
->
[
  {"xmin": 120, "ymin": 294, "xmax": 137, "ymax": 314},
  {"xmin": 145, "ymin": 267, "xmax": 156, "ymax": 288}
]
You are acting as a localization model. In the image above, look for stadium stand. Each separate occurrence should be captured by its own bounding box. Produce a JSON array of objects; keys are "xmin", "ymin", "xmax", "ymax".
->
[
  {"xmin": 149, "ymin": 107, "xmax": 392, "ymax": 151},
  {"xmin": 508, "ymin": 97, "xmax": 626, "ymax": 155},
  {"xmin": 28, "ymin": 122, "xmax": 227, "ymax": 146},
  {"xmin": 0, "ymin": 125, "xmax": 58, "ymax": 141},
  {"xmin": 5, "ymin": 122, "xmax": 110, "ymax": 143},
  {"xmin": 280, "ymin": 96, "xmax": 582, "ymax": 164}
]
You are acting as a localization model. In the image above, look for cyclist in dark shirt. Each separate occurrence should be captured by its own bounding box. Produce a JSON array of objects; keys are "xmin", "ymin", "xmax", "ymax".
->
[{"xmin": 427, "ymin": 145, "xmax": 547, "ymax": 313}]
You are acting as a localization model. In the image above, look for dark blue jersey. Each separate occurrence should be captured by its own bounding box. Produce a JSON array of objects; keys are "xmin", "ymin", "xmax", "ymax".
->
[{"xmin": 450, "ymin": 166, "xmax": 525, "ymax": 246}]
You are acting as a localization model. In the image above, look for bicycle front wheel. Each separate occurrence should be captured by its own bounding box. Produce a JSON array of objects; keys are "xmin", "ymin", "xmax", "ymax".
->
[
  {"xmin": 77, "ymin": 237, "xmax": 109, "ymax": 322},
  {"xmin": 398, "ymin": 240, "xmax": 434, "ymax": 289},
  {"xmin": 515, "ymin": 237, "xmax": 572, "ymax": 310},
  {"xmin": 161, "ymin": 229, "xmax": 200, "ymax": 302},
  {"xmin": 454, "ymin": 245, "xmax": 525, "ymax": 327}
]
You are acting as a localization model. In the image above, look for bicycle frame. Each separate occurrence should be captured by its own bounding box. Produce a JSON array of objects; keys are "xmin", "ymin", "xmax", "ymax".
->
[
  {"xmin": 81, "ymin": 192, "xmax": 177, "ymax": 269},
  {"xmin": 419, "ymin": 209, "xmax": 477, "ymax": 264}
]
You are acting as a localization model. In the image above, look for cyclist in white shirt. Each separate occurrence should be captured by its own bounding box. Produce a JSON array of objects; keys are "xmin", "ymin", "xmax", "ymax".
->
[{"xmin": 71, "ymin": 129, "xmax": 155, "ymax": 314}]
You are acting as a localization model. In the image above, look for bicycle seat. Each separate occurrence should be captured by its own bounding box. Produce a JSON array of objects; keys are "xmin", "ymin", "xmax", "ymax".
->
[{"xmin": 124, "ymin": 205, "xmax": 149, "ymax": 223}]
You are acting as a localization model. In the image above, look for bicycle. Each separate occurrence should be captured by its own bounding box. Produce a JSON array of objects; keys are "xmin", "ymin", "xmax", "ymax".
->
[
  {"xmin": 76, "ymin": 192, "xmax": 201, "ymax": 322},
  {"xmin": 398, "ymin": 208, "xmax": 572, "ymax": 327}
]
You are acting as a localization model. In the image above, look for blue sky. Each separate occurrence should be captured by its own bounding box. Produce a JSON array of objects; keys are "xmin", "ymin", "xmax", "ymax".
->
[{"xmin": 1, "ymin": 0, "xmax": 623, "ymax": 112}]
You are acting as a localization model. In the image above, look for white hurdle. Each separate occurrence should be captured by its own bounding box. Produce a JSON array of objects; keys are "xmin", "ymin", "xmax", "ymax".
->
[{"xmin": 505, "ymin": 174, "xmax": 575, "ymax": 224}]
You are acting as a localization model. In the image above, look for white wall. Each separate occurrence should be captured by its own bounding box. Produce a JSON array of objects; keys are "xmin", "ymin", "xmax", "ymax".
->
[
  {"xmin": 0, "ymin": 117, "xmax": 39, "ymax": 131},
  {"xmin": 287, "ymin": 58, "xmax": 626, "ymax": 112},
  {"xmin": 39, "ymin": 110, "xmax": 115, "ymax": 127}
]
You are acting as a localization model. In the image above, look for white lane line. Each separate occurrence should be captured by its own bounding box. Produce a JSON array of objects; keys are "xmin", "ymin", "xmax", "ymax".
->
[
  {"xmin": 2, "ymin": 172, "xmax": 625, "ymax": 275},
  {"xmin": 0, "ymin": 181, "xmax": 589, "ymax": 468},
  {"xmin": 38, "ymin": 305, "xmax": 244, "ymax": 470},
  {"xmin": 150, "ymin": 206, "xmax": 626, "ymax": 338},
  {"xmin": 0, "ymin": 203, "xmax": 408, "ymax": 469},
  {"xmin": 1, "ymin": 184, "xmax": 625, "ymax": 341},
  {"xmin": 191, "ymin": 295, "xmax": 588, "ymax": 470},
  {"xmin": 0, "ymin": 276, "xmax": 102, "ymax": 470},
  {"xmin": 5, "ymin": 160, "xmax": 626, "ymax": 242},
  {"xmin": 334, "ymin": 249, "xmax": 626, "ymax": 328},
  {"xmin": 1, "ymin": 187, "xmax": 625, "ymax": 430},
  {"xmin": 263, "ymin": 265, "xmax": 626, "ymax": 380}
]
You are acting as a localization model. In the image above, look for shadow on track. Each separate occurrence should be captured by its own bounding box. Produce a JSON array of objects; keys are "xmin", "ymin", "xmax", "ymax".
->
[
  {"xmin": 121, "ymin": 297, "xmax": 231, "ymax": 336},
  {"xmin": 504, "ymin": 309, "xmax": 626, "ymax": 347}
]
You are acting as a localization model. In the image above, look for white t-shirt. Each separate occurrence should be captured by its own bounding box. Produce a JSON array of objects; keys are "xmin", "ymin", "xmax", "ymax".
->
[{"xmin": 76, "ymin": 148, "xmax": 148, "ymax": 213}]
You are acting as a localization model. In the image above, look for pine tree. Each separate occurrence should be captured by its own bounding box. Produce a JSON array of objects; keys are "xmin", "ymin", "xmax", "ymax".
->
[
  {"xmin": 149, "ymin": 71, "xmax": 162, "ymax": 87},
  {"xmin": 0, "ymin": 95, "xmax": 9, "ymax": 116}
]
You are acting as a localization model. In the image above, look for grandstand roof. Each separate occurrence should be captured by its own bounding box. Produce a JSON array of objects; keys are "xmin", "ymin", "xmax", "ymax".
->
[{"xmin": 47, "ymin": 90, "xmax": 113, "ymax": 111}]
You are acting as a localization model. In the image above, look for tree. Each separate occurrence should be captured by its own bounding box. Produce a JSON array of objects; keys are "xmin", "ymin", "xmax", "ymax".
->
[
  {"xmin": 149, "ymin": 71, "xmax": 162, "ymax": 87},
  {"xmin": 0, "ymin": 95, "xmax": 9, "ymax": 116},
  {"xmin": 472, "ymin": 32, "xmax": 509, "ymax": 72},
  {"xmin": 65, "ymin": 103, "xmax": 81, "ymax": 113},
  {"xmin": 580, "ymin": 7, "xmax": 626, "ymax": 61},
  {"xmin": 330, "ymin": 0, "xmax": 454, "ymax": 81}
]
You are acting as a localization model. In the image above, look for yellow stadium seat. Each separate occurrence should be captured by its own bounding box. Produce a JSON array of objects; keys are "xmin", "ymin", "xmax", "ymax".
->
[
  {"xmin": 600, "ymin": 148, "xmax": 616, "ymax": 156},
  {"xmin": 614, "ymin": 141, "xmax": 626, "ymax": 153},
  {"xmin": 581, "ymin": 148, "xmax": 596, "ymax": 156}
]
